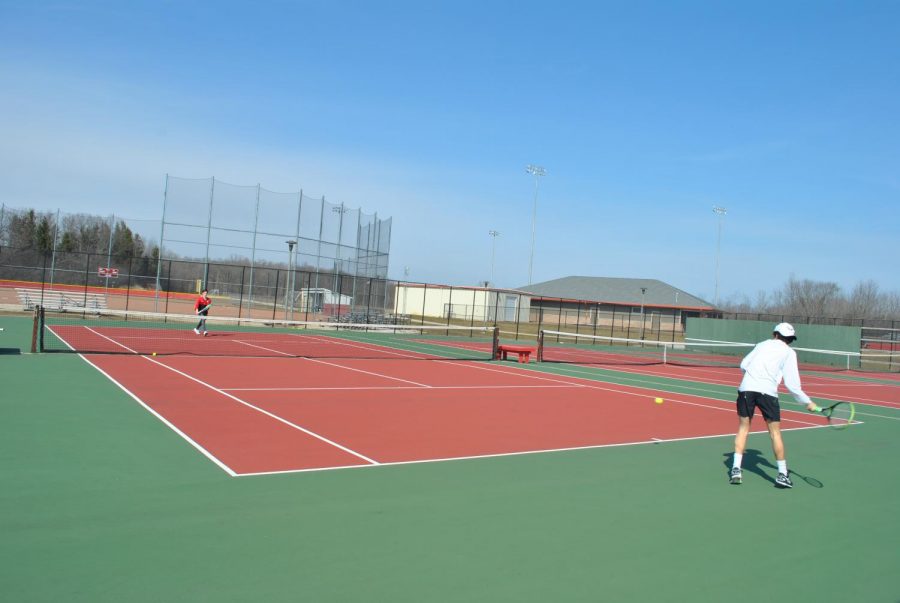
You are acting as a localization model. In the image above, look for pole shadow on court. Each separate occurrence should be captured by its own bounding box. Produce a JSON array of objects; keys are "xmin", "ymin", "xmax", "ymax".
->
[{"xmin": 722, "ymin": 450, "xmax": 824, "ymax": 488}]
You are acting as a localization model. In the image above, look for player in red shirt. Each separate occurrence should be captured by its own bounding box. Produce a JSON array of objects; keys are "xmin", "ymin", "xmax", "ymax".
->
[{"xmin": 193, "ymin": 289, "xmax": 212, "ymax": 336}]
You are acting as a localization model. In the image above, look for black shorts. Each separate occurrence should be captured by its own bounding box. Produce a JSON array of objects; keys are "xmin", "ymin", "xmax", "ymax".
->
[{"xmin": 736, "ymin": 391, "xmax": 781, "ymax": 422}]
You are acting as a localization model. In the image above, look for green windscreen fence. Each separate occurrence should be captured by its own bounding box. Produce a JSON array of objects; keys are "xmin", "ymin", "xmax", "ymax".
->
[{"xmin": 685, "ymin": 318, "xmax": 861, "ymax": 369}]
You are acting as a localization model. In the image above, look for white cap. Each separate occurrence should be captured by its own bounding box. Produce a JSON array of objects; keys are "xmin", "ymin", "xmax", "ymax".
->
[{"xmin": 774, "ymin": 322, "xmax": 796, "ymax": 337}]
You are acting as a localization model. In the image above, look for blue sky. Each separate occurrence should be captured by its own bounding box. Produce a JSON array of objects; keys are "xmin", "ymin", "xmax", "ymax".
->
[{"xmin": 1, "ymin": 1, "xmax": 898, "ymax": 303}]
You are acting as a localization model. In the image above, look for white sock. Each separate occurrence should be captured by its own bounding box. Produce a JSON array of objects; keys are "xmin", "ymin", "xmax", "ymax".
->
[
  {"xmin": 777, "ymin": 460, "xmax": 788, "ymax": 475},
  {"xmin": 733, "ymin": 453, "xmax": 743, "ymax": 469}
]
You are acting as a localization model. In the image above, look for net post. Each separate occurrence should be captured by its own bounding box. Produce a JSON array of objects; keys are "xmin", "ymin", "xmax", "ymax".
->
[
  {"xmin": 39, "ymin": 305, "xmax": 45, "ymax": 352},
  {"xmin": 491, "ymin": 326, "xmax": 500, "ymax": 360},
  {"xmin": 536, "ymin": 330, "xmax": 544, "ymax": 362},
  {"xmin": 31, "ymin": 305, "xmax": 40, "ymax": 353}
]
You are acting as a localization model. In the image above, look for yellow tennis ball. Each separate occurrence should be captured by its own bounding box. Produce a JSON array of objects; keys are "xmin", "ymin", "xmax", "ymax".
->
[
  {"xmin": 152, "ymin": 352, "xmax": 157, "ymax": 356},
  {"xmin": 654, "ymin": 397, "xmax": 664, "ymax": 404}
]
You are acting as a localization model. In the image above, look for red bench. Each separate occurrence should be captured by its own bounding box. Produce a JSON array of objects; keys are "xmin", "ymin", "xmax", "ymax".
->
[{"xmin": 496, "ymin": 344, "xmax": 535, "ymax": 364}]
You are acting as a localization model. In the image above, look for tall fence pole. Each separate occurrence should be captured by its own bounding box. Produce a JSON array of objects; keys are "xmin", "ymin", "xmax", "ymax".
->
[
  {"xmin": 314, "ymin": 195, "xmax": 325, "ymax": 293},
  {"xmin": 40, "ymin": 253, "xmax": 47, "ymax": 305},
  {"xmin": 272, "ymin": 269, "xmax": 280, "ymax": 321},
  {"xmin": 247, "ymin": 183, "xmax": 261, "ymax": 318},
  {"xmin": 105, "ymin": 214, "xmax": 114, "ymax": 303},
  {"xmin": 421, "ymin": 283, "xmax": 427, "ymax": 325},
  {"xmin": 125, "ymin": 255, "xmax": 134, "ymax": 311},
  {"xmin": 351, "ymin": 209, "xmax": 361, "ymax": 314},
  {"xmin": 82, "ymin": 253, "xmax": 91, "ymax": 307},
  {"xmin": 333, "ymin": 202, "xmax": 345, "ymax": 287},
  {"xmin": 48, "ymin": 208, "xmax": 60, "ymax": 291},
  {"xmin": 164, "ymin": 259, "xmax": 172, "ymax": 314},
  {"xmin": 154, "ymin": 174, "xmax": 169, "ymax": 311},
  {"xmin": 203, "ymin": 176, "xmax": 215, "ymax": 287},
  {"xmin": 237, "ymin": 265, "xmax": 246, "ymax": 318},
  {"xmin": 384, "ymin": 218, "xmax": 392, "ymax": 279},
  {"xmin": 290, "ymin": 189, "xmax": 303, "ymax": 320}
]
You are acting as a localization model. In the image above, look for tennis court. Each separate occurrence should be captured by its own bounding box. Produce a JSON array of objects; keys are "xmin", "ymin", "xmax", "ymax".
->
[{"xmin": 2, "ymin": 311, "xmax": 898, "ymax": 601}]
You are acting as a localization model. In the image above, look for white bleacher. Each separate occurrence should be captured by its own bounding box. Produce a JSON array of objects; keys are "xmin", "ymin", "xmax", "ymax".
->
[{"xmin": 16, "ymin": 288, "xmax": 108, "ymax": 311}]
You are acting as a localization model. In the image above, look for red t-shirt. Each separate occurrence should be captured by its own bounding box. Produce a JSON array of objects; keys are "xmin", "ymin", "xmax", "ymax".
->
[{"xmin": 194, "ymin": 295, "xmax": 211, "ymax": 314}]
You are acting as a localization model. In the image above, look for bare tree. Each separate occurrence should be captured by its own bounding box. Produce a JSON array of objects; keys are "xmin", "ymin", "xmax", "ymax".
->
[
  {"xmin": 782, "ymin": 276, "xmax": 842, "ymax": 317},
  {"xmin": 722, "ymin": 276, "xmax": 899, "ymax": 321}
]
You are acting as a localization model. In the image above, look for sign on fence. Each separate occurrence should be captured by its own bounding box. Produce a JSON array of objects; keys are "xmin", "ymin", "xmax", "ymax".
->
[{"xmin": 98, "ymin": 267, "xmax": 119, "ymax": 278}]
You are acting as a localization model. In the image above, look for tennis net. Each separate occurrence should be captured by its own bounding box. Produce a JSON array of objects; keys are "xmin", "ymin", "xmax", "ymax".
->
[
  {"xmin": 37, "ymin": 306, "xmax": 499, "ymax": 361},
  {"xmin": 537, "ymin": 330, "xmax": 892, "ymax": 371}
]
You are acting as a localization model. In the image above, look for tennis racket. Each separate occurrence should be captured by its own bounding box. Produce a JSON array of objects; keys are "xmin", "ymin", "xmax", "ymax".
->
[{"xmin": 819, "ymin": 401, "xmax": 856, "ymax": 430}]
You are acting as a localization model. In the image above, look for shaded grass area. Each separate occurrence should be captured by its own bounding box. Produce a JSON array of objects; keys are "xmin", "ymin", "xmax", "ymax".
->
[{"xmin": 0, "ymin": 314, "xmax": 897, "ymax": 601}]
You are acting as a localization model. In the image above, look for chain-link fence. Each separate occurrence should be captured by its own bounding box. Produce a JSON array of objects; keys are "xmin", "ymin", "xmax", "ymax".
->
[
  {"xmin": 0, "ymin": 246, "xmax": 703, "ymax": 343},
  {"xmin": 2, "ymin": 241, "xmax": 897, "ymax": 355},
  {"xmin": 159, "ymin": 176, "xmax": 391, "ymax": 291},
  {"xmin": 1, "ymin": 175, "xmax": 392, "ymax": 315}
]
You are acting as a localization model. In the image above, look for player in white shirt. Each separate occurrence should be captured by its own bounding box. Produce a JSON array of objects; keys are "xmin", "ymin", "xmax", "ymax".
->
[{"xmin": 730, "ymin": 323, "xmax": 820, "ymax": 488}]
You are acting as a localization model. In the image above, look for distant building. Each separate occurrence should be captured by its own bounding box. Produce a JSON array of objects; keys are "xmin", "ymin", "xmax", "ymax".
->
[
  {"xmin": 517, "ymin": 276, "xmax": 717, "ymax": 338},
  {"xmin": 393, "ymin": 275, "xmax": 716, "ymax": 339}
]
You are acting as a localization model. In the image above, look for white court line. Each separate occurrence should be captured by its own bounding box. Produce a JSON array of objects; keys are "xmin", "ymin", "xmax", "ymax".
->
[
  {"xmin": 222, "ymin": 384, "xmax": 583, "ymax": 392},
  {"xmin": 854, "ymin": 409, "xmax": 900, "ymax": 421},
  {"xmin": 228, "ymin": 354, "xmax": 784, "ymax": 427},
  {"xmin": 233, "ymin": 339, "xmax": 432, "ymax": 387},
  {"xmin": 511, "ymin": 357, "xmax": 900, "ymax": 411},
  {"xmin": 270, "ymin": 348, "xmax": 750, "ymax": 421},
  {"xmin": 47, "ymin": 326, "xmax": 238, "ymax": 476},
  {"xmin": 304, "ymin": 356, "xmax": 432, "ymax": 387},
  {"xmin": 540, "ymin": 351, "xmax": 900, "ymax": 406},
  {"xmin": 235, "ymin": 424, "xmax": 832, "ymax": 477},
  {"xmin": 804, "ymin": 381, "xmax": 900, "ymax": 388},
  {"xmin": 434, "ymin": 356, "xmax": 827, "ymax": 427},
  {"xmin": 233, "ymin": 339, "xmax": 294, "ymax": 356},
  {"xmin": 81, "ymin": 326, "xmax": 380, "ymax": 469},
  {"xmin": 540, "ymin": 362, "xmax": 730, "ymax": 398},
  {"xmin": 302, "ymin": 333, "xmax": 439, "ymax": 359},
  {"xmin": 283, "ymin": 352, "xmax": 587, "ymax": 390}
]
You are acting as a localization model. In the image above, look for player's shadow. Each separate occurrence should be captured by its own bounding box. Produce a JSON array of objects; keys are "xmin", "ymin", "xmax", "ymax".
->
[{"xmin": 722, "ymin": 450, "xmax": 824, "ymax": 488}]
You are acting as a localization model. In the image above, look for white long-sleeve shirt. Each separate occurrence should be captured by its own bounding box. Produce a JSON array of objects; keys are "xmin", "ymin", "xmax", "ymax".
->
[{"xmin": 738, "ymin": 338, "xmax": 812, "ymax": 406}]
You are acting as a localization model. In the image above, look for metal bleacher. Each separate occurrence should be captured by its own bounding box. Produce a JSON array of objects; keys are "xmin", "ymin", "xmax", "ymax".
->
[
  {"xmin": 16, "ymin": 288, "xmax": 108, "ymax": 312},
  {"xmin": 327, "ymin": 312, "xmax": 412, "ymax": 326}
]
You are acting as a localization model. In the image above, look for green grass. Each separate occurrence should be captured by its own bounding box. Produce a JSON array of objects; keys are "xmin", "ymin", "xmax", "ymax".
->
[{"xmin": 0, "ymin": 314, "xmax": 897, "ymax": 602}]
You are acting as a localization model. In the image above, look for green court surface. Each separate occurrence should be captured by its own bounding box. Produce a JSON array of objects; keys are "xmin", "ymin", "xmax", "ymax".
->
[{"xmin": 1, "ymin": 314, "xmax": 898, "ymax": 602}]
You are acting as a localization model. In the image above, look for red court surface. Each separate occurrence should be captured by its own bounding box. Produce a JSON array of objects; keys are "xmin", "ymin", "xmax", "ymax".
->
[
  {"xmin": 79, "ymin": 352, "xmax": 836, "ymax": 476},
  {"xmin": 48, "ymin": 323, "xmax": 496, "ymax": 360}
]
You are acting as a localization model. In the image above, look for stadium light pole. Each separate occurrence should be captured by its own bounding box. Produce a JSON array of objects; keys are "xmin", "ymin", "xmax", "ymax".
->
[
  {"xmin": 713, "ymin": 206, "xmax": 727, "ymax": 306},
  {"xmin": 526, "ymin": 164, "xmax": 546, "ymax": 285},
  {"xmin": 488, "ymin": 230, "xmax": 501, "ymax": 286}
]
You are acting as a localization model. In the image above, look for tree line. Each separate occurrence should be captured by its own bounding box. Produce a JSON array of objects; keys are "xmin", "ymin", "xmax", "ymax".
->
[
  {"xmin": 1, "ymin": 208, "xmax": 157, "ymax": 262},
  {"xmin": 721, "ymin": 276, "xmax": 900, "ymax": 321},
  {"xmin": 0, "ymin": 207, "xmax": 383, "ymax": 303}
]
